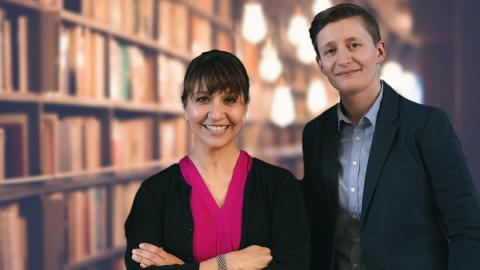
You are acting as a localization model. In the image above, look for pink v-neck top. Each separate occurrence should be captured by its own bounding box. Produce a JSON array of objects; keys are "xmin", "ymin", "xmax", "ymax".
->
[{"xmin": 179, "ymin": 151, "xmax": 252, "ymax": 263}]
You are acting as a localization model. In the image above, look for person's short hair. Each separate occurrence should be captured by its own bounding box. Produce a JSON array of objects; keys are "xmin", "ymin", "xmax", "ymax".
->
[
  {"xmin": 181, "ymin": 49, "xmax": 250, "ymax": 106},
  {"xmin": 309, "ymin": 3, "xmax": 381, "ymax": 57}
]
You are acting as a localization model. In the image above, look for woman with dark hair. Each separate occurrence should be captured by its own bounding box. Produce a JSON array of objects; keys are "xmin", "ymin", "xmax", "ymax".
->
[{"xmin": 125, "ymin": 50, "xmax": 309, "ymax": 270}]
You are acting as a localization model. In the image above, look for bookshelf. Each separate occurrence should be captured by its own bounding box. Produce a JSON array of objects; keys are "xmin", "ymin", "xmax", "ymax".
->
[{"xmin": 0, "ymin": 0, "xmax": 235, "ymax": 269}]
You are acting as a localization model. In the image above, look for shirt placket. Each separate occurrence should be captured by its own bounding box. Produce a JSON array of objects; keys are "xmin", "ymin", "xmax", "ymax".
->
[{"xmin": 348, "ymin": 125, "xmax": 363, "ymax": 218}]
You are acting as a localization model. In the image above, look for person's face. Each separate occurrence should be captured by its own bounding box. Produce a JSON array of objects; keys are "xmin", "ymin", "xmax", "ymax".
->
[
  {"xmin": 315, "ymin": 16, "xmax": 385, "ymax": 97},
  {"xmin": 184, "ymin": 85, "xmax": 247, "ymax": 151}
]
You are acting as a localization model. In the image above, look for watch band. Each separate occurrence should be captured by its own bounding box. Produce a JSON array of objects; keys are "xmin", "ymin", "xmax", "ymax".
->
[{"xmin": 217, "ymin": 254, "xmax": 227, "ymax": 270}]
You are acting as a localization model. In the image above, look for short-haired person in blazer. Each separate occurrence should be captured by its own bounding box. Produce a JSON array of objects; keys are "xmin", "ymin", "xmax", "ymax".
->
[
  {"xmin": 124, "ymin": 49, "xmax": 309, "ymax": 270},
  {"xmin": 302, "ymin": 3, "xmax": 480, "ymax": 270}
]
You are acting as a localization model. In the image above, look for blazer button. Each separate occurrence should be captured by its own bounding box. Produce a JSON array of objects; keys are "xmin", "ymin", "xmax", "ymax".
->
[{"xmin": 186, "ymin": 228, "xmax": 193, "ymax": 237}]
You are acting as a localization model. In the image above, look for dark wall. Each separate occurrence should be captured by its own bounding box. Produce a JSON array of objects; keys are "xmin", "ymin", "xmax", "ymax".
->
[{"xmin": 412, "ymin": 0, "xmax": 480, "ymax": 191}]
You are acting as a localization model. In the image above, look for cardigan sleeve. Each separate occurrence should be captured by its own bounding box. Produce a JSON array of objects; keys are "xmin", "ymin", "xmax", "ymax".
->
[
  {"xmin": 124, "ymin": 179, "xmax": 199, "ymax": 270},
  {"xmin": 265, "ymin": 172, "xmax": 310, "ymax": 270}
]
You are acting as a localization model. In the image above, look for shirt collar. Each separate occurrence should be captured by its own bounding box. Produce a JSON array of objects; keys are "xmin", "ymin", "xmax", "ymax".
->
[{"xmin": 337, "ymin": 81, "xmax": 384, "ymax": 131}]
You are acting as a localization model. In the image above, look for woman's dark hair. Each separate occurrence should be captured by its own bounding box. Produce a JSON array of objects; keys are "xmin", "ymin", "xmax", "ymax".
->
[
  {"xmin": 181, "ymin": 50, "xmax": 250, "ymax": 106},
  {"xmin": 309, "ymin": 3, "xmax": 381, "ymax": 57}
]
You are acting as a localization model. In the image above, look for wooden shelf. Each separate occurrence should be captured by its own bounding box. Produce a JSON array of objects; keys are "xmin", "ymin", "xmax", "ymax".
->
[
  {"xmin": 60, "ymin": 10, "xmax": 193, "ymax": 62},
  {"xmin": 64, "ymin": 246, "xmax": 125, "ymax": 270},
  {"xmin": 0, "ymin": 93, "xmax": 187, "ymax": 115},
  {"xmin": 175, "ymin": 0, "xmax": 233, "ymax": 31},
  {"xmin": 0, "ymin": 0, "xmax": 41, "ymax": 10},
  {"xmin": 0, "ymin": 159, "xmax": 179, "ymax": 203}
]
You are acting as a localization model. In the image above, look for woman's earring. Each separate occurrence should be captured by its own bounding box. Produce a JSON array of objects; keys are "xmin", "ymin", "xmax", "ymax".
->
[{"xmin": 184, "ymin": 113, "xmax": 189, "ymax": 120}]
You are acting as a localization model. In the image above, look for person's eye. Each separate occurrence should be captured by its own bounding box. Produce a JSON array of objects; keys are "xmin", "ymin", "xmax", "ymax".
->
[
  {"xmin": 324, "ymin": 48, "xmax": 336, "ymax": 56},
  {"xmin": 350, "ymin": 42, "xmax": 361, "ymax": 49},
  {"xmin": 224, "ymin": 96, "xmax": 238, "ymax": 104},
  {"xmin": 196, "ymin": 96, "xmax": 209, "ymax": 103}
]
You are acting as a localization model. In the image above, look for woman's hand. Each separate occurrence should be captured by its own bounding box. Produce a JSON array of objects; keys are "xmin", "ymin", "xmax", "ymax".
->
[
  {"xmin": 131, "ymin": 243, "xmax": 185, "ymax": 268},
  {"xmin": 225, "ymin": 245, "xmax": 272, "ymax": 270}
]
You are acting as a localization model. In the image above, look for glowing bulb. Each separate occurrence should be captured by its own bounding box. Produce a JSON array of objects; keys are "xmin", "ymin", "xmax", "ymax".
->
[
  {"xmin": 287, "ymin": 13, "xmax": 309, "ymax": 47},
  {"xmin": 381, "ymin": 61, "xmax": 424, "ymax": 104},
  {"xmin": 381, "ymin": 61, "xmax": 403, "ymax": 86},
  {"xmin": 401, "ymin": 72, "xmax": 424, "ymax": 103},
  {"xmin": 259, "ymin": 40, "xmax": 283, "ymax": 82},
  {"xmin": 312, "ymin": 0, "xmax": 333, "ymax": 14},
  {"xmin": 241, "ymin": 3, "xmax": 267, "ymax": 44},
  {"xmin": 307, "ymin": 79, "xmax": 328, "ymax": 114},
  {"xmin": 271, "ymin": 85, "xmax": 295, "ymax": 127},
  {"xmin": 297, "ymin": 41, "xmax": 317, "ymax": 64}
]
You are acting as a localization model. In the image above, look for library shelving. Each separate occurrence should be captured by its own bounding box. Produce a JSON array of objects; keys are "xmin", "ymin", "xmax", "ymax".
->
[{"xmin": 0, "ymin": 0, "xmax": 235, "ymax": 269}]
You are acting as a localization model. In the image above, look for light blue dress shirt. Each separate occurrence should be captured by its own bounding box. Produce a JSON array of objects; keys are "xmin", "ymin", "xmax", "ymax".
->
[{"xmin": 335, "ymin": 82, "xmax": 384, "ymax": 270}]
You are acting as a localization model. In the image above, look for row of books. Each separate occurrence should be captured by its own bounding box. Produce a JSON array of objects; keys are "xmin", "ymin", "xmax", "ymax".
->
[
  {"xmin": 0, "ymin": 9, "xmax": 29, "ymax": 93},
  {"xmin": 41, "ymin": 114, "xmax": 101, "ymax": 176},
  {"xmin": 60, "ymin": 0, "xmax": 231, "ymax": 37},
  {"xmin": 0, "ymin": 5, "xmax": 233, "ymax": 103},
  {"xmin": 40, "ymin": 181, "xmax": 140, "ymax": 268},
  {"xmin": 0, "ymin": 114, "xmax": 29, "ymax": 179},
  {"xmin": 59, "ymin": 24, "xmax": 192, "ymax": 105},
  {"xmin": 0, "ymin": 203, "xmax": 27, "ymax": 270},
  {"xmin": 0, "ymin": 112, "xmax": 189, "ymax": 181}
]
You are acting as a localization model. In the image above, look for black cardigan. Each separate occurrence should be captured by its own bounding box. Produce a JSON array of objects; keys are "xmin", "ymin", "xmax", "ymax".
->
[{"xmin": 124, "ymin": 158, "xmax": 310, "ymax": 270}]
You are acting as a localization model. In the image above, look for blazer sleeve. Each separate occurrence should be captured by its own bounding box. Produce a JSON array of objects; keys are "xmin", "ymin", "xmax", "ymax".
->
[
  {"xmin": 124, "ymin": 180, "xmax": 199, "ymax": 270},
  {"xmin": 420, "ymin": 109, "xmax": 480, "ymax": 270},
  {"xmin": 265, "ymin": 172, "xmax": 310, "ymax": 270}
]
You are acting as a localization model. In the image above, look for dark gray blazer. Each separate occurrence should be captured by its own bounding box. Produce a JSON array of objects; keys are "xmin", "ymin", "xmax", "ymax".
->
[{"xmin": 302, "ymin": 82, "xmax": 480, "ymax": 270}]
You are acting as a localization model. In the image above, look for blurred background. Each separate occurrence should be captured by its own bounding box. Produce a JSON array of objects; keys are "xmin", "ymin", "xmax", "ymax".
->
[{"xmin": 0, "ymin": 0, "xmax": 478, "ymax": 269}]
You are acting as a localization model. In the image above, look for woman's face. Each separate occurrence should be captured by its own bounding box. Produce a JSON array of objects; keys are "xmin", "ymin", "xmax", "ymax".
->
[{"xmin": 184, "ymin": 85, "xmax": 247, "ymax": 152}]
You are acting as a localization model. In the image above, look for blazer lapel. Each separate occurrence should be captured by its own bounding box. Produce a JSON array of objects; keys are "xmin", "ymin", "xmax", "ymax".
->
[
  {"xmin": 361, "ymin": 83, "xmax": 399, "ymax": 228},
  {"xmin": 321, "ymin": 111, "xmax": 340, "ymax": 199}
]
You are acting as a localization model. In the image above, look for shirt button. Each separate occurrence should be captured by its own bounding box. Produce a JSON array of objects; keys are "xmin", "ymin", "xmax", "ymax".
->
[
  {"xmin": 355, "ymin": 238, "xmax": 360, "ymax": 243},
  {"xmin": 352, "ymin": 262, "xmax": 359, "ymax": 269},
  {"xmin": 352, "ymin": 160, "xmax": 358, "ymax": 166},
  {"xmin": 350, "ymin": 187, "xmax": 356, "ymax": 193},
  {"xmin": 352, "ymin": 214, "xmax": 358, "ymax": 219},
  {"xmin": 354, "ymin": 136, "xmax": 361, "ymax": 141}
]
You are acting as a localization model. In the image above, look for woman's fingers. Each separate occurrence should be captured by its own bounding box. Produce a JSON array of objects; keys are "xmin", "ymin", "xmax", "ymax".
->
[
  {"xmin": 131, "ymin": 252, "xmax": 155, "ymax": 267},
  {"xmin": 139, "ymin": 243, "xmax": 185, "ymax": 265},
  {"xmin": 132, "ymin": 243, "xmax": 184, "ymax": 266}
]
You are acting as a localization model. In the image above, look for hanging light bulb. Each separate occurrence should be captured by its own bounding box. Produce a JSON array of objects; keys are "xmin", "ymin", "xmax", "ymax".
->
[
  {"xmin": 271, "ymin": 84, "xmax": 295, "ymax": 127},
  {"xmin": 287, "ymin": 6, "xmax": 309, "ymax": 47},
  {"xmin": 381, "ymin": 61, "xmax": 424, "ymax": 104},
  {"xmin": 401, "ymin": 72, "xmax": 424, "ymax": 104},
  {"xmin": 241, "ymin": 2, "xmax": 267, "ymax": 44},
  {"xmin": 259, "ymin": 39, "xmax": 283, "ymax": 82},
  {"xmin": 307, "ymin": 79, "xmax": 328, "ymax": 114},
  {"xmin": 297, "ymin": 41, "xmax": 317, "ymax": 64},
  {"xmin": 312, "ymin": 0, "xmax": 333, "ymax": 14}
]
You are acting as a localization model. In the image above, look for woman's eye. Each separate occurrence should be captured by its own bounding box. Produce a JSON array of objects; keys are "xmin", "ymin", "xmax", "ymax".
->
[
  {"xmin": 324, "ymin": 48, "xmax": 335, "ymax": 55},
  {"xmin": 196, "ymin": 96, "xmax": 209, "ymax": 103}
]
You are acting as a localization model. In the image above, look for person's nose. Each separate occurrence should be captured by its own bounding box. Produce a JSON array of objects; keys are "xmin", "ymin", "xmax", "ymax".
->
[
  {"xmin": 336, "ymin": 47, "xmax": 353, "ymax": 66},
  {"xmin": 208, "ymin": 97, "xmax": 225, "ymax": 120}
]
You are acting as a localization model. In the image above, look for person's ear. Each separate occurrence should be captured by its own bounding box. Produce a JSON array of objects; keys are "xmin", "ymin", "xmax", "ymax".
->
[
  {"xmin": 376, "ymin": 41, "xmax": 386, "ymax": 64},
  {"xmin": 316, "ymin": 56, "xmax": 327, "ymax": 75}
]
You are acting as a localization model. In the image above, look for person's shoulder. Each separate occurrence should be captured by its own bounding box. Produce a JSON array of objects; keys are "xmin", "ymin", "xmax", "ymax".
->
[
  {"xmin": 141, "ymin": 163, "xmax": 182, "ymax": 191},
  {"xmin": 397, "ymin": 95, "xmax": 449, "ymax": 125},
  {"xmin": 251, "ymin": 158, "xmax": 297, "ymax": 183},
  {"xmin": 304, "ymin": 103, "xmax": 337, "ymax": 132}
]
